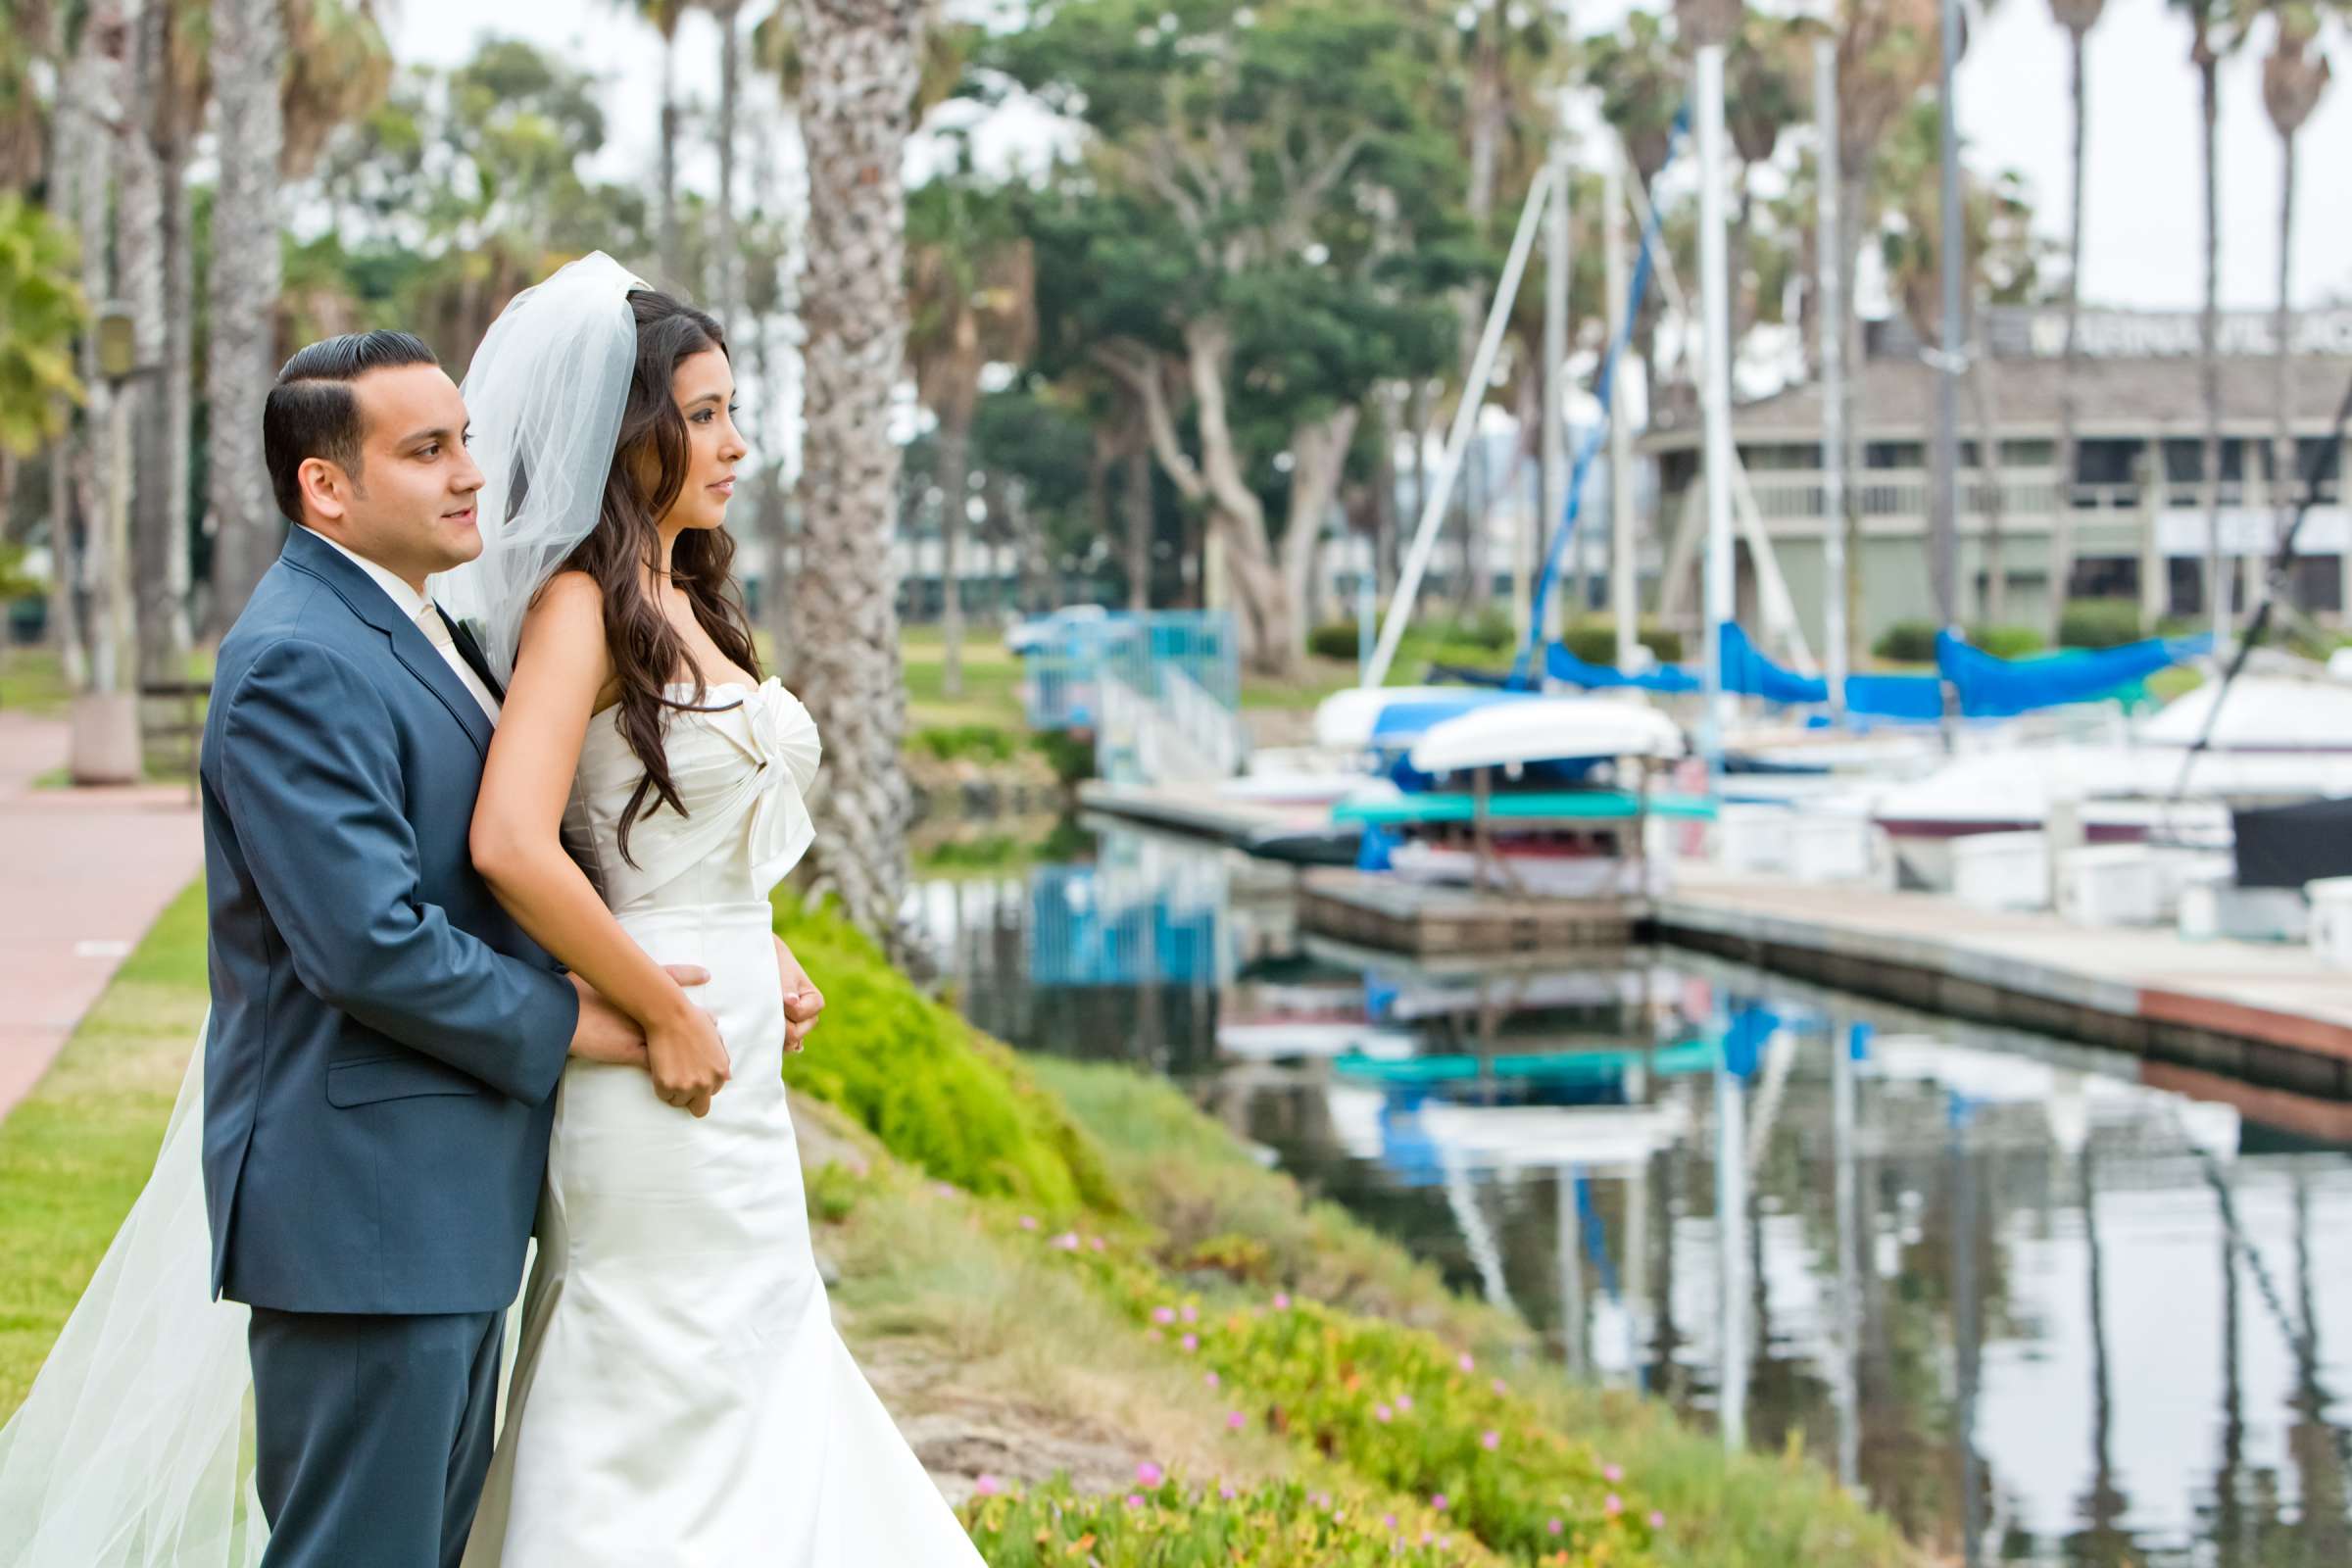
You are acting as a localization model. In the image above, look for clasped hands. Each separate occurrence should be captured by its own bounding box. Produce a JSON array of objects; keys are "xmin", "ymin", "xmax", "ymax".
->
[{"xmin": 565, "ymin": 938, "xmax": 826, "ymax": 1118}]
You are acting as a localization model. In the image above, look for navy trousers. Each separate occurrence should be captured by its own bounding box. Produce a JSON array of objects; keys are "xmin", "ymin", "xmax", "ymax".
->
[{"xmin": 247, "ymin": 1306, "xmax": 506, "ymax": 1568}]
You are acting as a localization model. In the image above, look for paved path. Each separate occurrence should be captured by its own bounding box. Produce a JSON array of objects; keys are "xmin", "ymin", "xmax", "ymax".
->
[
  {"xmin": 1659, "ymin": 869, "xmax": 2352, "ymax": 1093},
  {"xmin": 0, "ymin": 710, "xmax": 205, "ymax": 1119}
]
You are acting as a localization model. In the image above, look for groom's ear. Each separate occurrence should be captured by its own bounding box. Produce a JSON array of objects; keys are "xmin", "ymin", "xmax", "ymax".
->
[{"xmin": 296, "ymin": 455, "xmax": 356, "ymax": 524}]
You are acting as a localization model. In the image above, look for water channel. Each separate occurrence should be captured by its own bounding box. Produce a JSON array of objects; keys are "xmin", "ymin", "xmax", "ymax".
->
[{"xmin": 907, "ymin": 819, "xmax": 2352, "ymax": 1565}]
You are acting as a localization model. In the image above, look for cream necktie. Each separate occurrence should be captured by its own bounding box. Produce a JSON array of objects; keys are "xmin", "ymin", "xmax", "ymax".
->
[{"xmin": 416, "ymin": 603, "xmax": 502, "ymax": 723}]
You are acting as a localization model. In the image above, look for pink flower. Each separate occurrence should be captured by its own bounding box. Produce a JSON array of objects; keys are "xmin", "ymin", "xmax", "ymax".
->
[
  {"xmin": 1547, "ymin": 1517, "xmax": 1563, "ymax": 1536},
  {"xmin": 1126, "ymin": 1493, "xmax": 1145, "ymax": 1508},
  {"xmin": 1219, "ymin": 1482, "xmax": 1238, "ymax": 1500},
  {"xmin": 1152, "ymin": 1305, "xmax": 1177, "ymax": 1325},
  {"xmin": 974, "ymin": 1473, "xmax": 1003, "ymax": 1496},
  {"xmin": 1018, "ymin": 1214, "xmax": 1038, "ymax": 1230},
  {"xmin": 1089, "ymin": 1236, "xmax": 1106, "ymax": 1251},
  {"xmin": 1136, "ymin": 1460, "xmax": 1163, "ymax": 1486},
  {"xmin": 1180, "ymin": 1333, "xmax": 1199, "ymax": 1352},
  {"xmin": 933, "ymin": 1182, "xmax": 956, "ymax": 1198},
  {"xmin": 1396, "ymin": 1393, "xmax": 1413, "ymax": 1411},
  {"xmin": 1272, "ymin": 1291, "xmax": 1291, "ymax": 1309},
  {"xmin": 1481, "ymin": 1429, "xmax": 1499, "ymax": 1450},
  {"xmin": 1648, "ymin": 1511, "xmax": 1666, "ymax": 1530},
  {"xmin": 1204, "ymin": 1370, "xmax": 1220, "ymax": 1389},
  {"xmin": 1491, "ymin": 1377, "xmax": 1507, "ymax": 1396},
  {"xmin": 1144, "ymin": 1327, "xmax": 1162, "ymax": 1342},
  {"xmin": 1181, "ymin": 1302, "xmax": 1199, "ymax": 1323},
  {"xmin": 1226, "ymin": 1409, "xmax": 1246, "ymax": 1430},
  {"xmin": 1430, "ymin": 1493, "xmax": 1448, "ymax": 1511},
  {"xmin": 1383, "ymin": 1514, "xmax": 1398, "ymax": 1531},
  {"xmin": 1605, "ymin": 1494, "xmax": 1623, "ymax": 1517},
  {"xmin": 1374, "ymin": 1401, "xmax": 1393, "ymax": 1422},
  {"xmin": 1052, "ymin": 1231, "xmax": 1080, "ymax": 1250},
  {"xmin": 1602, "ymin": 1462, "xmax": 1623, "ymax": 1485},
  {"xmin": 1458, "ymin": 1352, "xmax": 1476, "ymax": 1372}
]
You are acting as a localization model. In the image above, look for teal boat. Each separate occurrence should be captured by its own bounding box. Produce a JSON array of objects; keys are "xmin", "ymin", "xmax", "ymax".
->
[
  {"xmin": 1333, "ymin": 1037, "xmax": 1719, "ymax": 1086},
  {"xmin": 1332, "ymin": 788, "xmax": 1717, "ymax": 828}
]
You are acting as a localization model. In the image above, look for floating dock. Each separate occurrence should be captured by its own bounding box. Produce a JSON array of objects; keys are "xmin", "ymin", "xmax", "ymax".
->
[
  {"xmin": 1658, "ymin": 869, "xmax": 2352, "ymax": 1099},
  {"xmin": 1077, "ymin": 780, "xmax": 1361, "ymax": 863},
  {"xmin": 1298, "ymin": 869, "xmax": 1642, "ymax": 956}
]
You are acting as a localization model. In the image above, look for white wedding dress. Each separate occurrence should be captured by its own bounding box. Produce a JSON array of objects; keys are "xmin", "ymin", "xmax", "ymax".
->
[{"xmin": 463, "ymin": 678, "xmax": 986, "ymax": 1567}]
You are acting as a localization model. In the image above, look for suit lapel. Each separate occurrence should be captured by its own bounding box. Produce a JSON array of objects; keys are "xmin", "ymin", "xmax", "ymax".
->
[
  {"xmin": 440, "ymin": 608, "xmax": 508, "ymax": 704},
  {"xmin": 277, "ymin": 527, "xmax": 495, "ymax": 760}
]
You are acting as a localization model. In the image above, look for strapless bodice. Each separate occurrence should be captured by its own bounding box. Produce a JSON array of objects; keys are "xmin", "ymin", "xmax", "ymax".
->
[{"xmin": 561, "ymin": 678, "xmax": 822, "ymax": 916}]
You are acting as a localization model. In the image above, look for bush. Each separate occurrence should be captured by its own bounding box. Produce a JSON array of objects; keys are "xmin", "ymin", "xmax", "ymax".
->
[
  {"xmin": 911, "ymin": 723, "xmax": 1023, "ymax": 764},
  {"xmin": 1559, "ymin": 619, "xmax": 1685, "ymax": 667},
  {"xmin": 1871, "ymin": 619, "xmax": 1939, "ymax": 664},
  {"xmin": 771, "ymin": 892, "xmax": 1123, "ymax": 1215},
  {"xmin": 1054, "ymin": 1243, "xmax": 1658, "ymax": 1567},
  {"xmin": 1308, "ymin": 621, "xmax": 1363, "ymax": 662},
  {"xmin": 1968, "ymin": 623, "xmax": 2045, "ymax": 660},
  {"xmin": 1028, "ymin": 728, "xmax": 1097, "ymax": 785},
  {"xmin": 959, "ymin": 1475, "xmax": 1498, "ymax": 1567},
  {"xmin": 2060, "ymin": 599, "xmax": 2146, "ymax": 650},
  {"xmin": 1428, "ymin": 609, "xmax": 1517, "ymax": 654}
]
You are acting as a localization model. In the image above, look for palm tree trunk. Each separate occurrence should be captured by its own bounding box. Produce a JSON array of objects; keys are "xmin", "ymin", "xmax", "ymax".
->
[
  {"xmin": 791, "ymin": 0, "xmax": 925, "ymax": 952},
  {"xmin": 2197, "ymin": 44, "xmax": 2228, "ymax": 646},
  {"xmin": 205, "ymin": 0, "xmax": 286, "ymax": 634},
  {"xmin": 1126, "ymin": 439, "xmax": 1152, "ymax": 611},
  {"xmin": 937, "ymin": 416, "xmax": 967, "ymax": 698},
  {"xmin": 125, "ymin": 0, "xmax": 180, "ymax": 685},
  {"xmin": 2052, "ymin": 27, "xmax": 2087, "ymax": 638},
  {"xmin": 75, "ymin": 12, "xmax": 133, "ymax": 697},
  {"xmin": 659, "ymin": 26, "xmax": 682, "ymax": 289},
  {"xmin": 2273, "ymin": 125, "xmax": 2297, "ymax": 557},
  {"xmin": 714, "ymin": 0, "xmax": 743, "ymax": 324}
]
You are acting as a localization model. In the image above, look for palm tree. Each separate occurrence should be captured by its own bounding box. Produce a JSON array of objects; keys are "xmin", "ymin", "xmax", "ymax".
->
[
  {"xmin": 636, "ymin": 0, "xmax": 690, "ymax": 289},
  {"xmin": 710, "ymin": 0, "xmax": 745, "ymax": 325},
  {"xmin": 906, "ymin": 168, "xmax": 1037, "ymax": 699},
  {"xmin": 205, "ymin": 0, "xmax": 285, "ymax": 632},
  {"xmin": 2177, "ymin": 0, "xmax": 2239, "ymax": 643},
  {"xmin": 789, "ymin": 0, "xmax": 928, "ymax": 951},
  {"xmin": 2261, "ymin": 4, "xmax": 2331, "ymax": 544},
  {"xmin": 2047, "ymin": 0, "xmax": 2105, "ymax": 636}
]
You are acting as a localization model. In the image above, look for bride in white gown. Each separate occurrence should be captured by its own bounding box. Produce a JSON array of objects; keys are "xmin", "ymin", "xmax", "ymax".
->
[
  {"xmin": 447, "ymin": 259, "xmax": 986, "ymax": 1566},
  {"xmin": 0, "ymin": 254, "xmax": 986, "ymax": 1567}
]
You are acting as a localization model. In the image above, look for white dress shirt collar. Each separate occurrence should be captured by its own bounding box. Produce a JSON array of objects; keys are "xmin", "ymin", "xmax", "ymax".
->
[{"xmin": 300, "ymin": 526, "xmax": 433, "ymax": 625}]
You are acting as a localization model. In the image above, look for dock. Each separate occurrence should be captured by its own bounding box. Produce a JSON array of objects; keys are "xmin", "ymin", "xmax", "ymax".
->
[
  {"xmin": 1657, "ymin": 870, "xmax": 2352, "ymax": 1098},
  {"xmin": 1077, "ymin": 780, "xmax": 1361, "ymax": 863},
  {"xmin": 1298, "ymin": 869, "xmax": 1642, "ymax": 956}
]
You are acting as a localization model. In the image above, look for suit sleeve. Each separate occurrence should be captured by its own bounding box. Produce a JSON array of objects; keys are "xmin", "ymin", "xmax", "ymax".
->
[{"xmin": 219, "ymin": 637, "xmax": 579, "ymax": 1103}]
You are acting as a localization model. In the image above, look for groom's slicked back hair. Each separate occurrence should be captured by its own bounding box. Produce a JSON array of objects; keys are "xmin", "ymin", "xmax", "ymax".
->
[{"xmin": 264, "ymin": 330, "xmax": 440, "ymax": 523}]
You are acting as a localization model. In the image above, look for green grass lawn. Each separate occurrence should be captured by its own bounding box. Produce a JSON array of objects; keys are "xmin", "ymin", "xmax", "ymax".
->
[{"xmin": 0, "ymin": 649, "xmax": 70, "ymax": 716}]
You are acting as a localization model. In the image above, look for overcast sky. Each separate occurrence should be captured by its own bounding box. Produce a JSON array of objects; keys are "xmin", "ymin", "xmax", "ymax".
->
[{"xmin": 390, "ymin": 0, "xmax": 2352, "ymax": 315}]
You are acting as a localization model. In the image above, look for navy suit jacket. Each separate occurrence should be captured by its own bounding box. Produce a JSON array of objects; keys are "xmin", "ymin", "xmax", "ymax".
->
[{"xmin": 199, "ymin": 525, "xmax": 580, "ymax": 1315}]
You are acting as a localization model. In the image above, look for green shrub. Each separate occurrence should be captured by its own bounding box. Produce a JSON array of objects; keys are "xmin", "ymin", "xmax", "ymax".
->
[
  {"xmin": 1028, "ymin": 728, "xmax": 1097, "ymax": 784},
  {"xmin": 1559, "ymin": 619, "xmax": 1685, "ymax": 666},
  {"xmin": 959, "ymin": 1475, "xmax": 1498, "ymax": 1567},
  {"xmin": 1308, "ymin": 621, "xmax": 1364, "ymax": 662},
  {"xmin": 1871, "ymin": 619, "xmax": 1939, "ymax": 664},
  {"xmin": 772, "ymin": 893, "xmax": 1123, "ymax": 1215},
  {"xmin": 1054, "ymin": 1243, "xmax": 1658, "ymax": 1567},
  {"xmin": 1968, "ymin": 624, "xmax": 2045, "ymax": 660},
  {"xmin": 2060, "ymin": 599, "xmax": 2146, "ymax": 650},
  {"xmin": 911, "ymin": 723, "xmax": 1024, "ymax": 764},
  {"xmin": 1427, "ymin": 610, "xmax": 1517, "ymax": 654}
]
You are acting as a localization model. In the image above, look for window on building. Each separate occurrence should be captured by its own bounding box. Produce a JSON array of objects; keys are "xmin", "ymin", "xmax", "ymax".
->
[
  {"xmin": 2162, "ymin": 437, "xmax": 2249, "ymax": 485},
  {"xmin": 2000, "ymin": 440, "xmax": 2056, "ymax": 467},
  {"xmin": 1865, "ymin": 441, "xmax": 1925, "ymax": 469},
  {"xmin": 2067, "ymin": 556, "xmax": 2140, "ymax": 602},
  {"xmin": 2074, "ymin": 439, "xmax": 2140, "ymax": 488}
]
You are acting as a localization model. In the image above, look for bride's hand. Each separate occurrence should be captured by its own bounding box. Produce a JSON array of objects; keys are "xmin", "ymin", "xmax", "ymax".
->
[
  {"xmin": 775, "ymin": 937, "xmax": 824, "ymax": 1054},
  {"xmin": 647, "ymin": 991, "xmax": 732, "ymax": 1116}
]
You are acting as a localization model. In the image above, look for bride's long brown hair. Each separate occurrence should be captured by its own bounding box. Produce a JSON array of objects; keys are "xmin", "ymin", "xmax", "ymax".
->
[{"xmin": 567, "ymin": 288, "xmax": 762, "ymax": 864}]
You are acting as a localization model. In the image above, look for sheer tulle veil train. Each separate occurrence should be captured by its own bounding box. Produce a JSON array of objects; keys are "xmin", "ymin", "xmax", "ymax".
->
[{"xmin": 0, "ymin": 253, "xmax": 645, "ymax": 1567}]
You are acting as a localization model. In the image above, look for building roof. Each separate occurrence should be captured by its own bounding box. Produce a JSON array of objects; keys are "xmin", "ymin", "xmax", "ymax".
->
[{"xmin": 1644, "ymin": 352, "xmax": 2352, "ymax": 454}]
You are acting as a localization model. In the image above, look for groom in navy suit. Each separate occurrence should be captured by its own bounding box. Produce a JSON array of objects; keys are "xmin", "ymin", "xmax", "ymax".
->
[{"xmin": 199, "ymin": 331, "xmax": 700, "ymax": 1568}]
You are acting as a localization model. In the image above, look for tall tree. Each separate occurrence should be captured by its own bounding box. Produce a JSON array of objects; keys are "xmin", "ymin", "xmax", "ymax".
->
[
  {"xmin": 990, "ymin": 0, "xmax": 1467, "ymax": 675},
  {"xmin": 638, "ymin": 0, "xmax": 690, "ymax": 288},
  {"xmin": 710, "ymin": 0, "xmax": 745, "ymax": 324},
  {"xmin": 906, "ymin": 163, "xmax": 1037, "ymax": 698},
  {"xmin": 2047, "ymin": 0, "xmax": 2105, "ymax": 634},
  {"xmin": 205, "ymin": 0, "xmax": 287, "ymax": 631},
  {"xmin": 2260, "ymin": 3, "xmax": 2332, "ymax": 548},
  {"xmin": 2177, "ymin": 0, "xmax": 2239, "ymax": 640},
  {"xmin": 790, "ymin": 0, "xmax": 927, "ymax": 950}
]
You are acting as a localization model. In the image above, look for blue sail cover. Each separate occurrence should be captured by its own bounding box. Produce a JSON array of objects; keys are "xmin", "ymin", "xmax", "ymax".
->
[
  {"xmin": 1934, "ymin": 629, "xmax": 2211, "ymax": 718},
  {"xmin": 1843, "ymin": 672, "xmax": 1945, "ymax": 721},
  {"xmin": 1544, "ymin": 642, "xmax": 1703, "ymax": 694},
  {"xmin": 1719, "ymin": 621, "xmax": 1829, "ymax": 705}
]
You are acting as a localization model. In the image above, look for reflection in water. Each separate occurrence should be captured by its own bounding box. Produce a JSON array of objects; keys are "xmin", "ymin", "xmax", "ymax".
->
[{"xmin": 906, "ymin": 824, "xmax": 2352, "ymax": 1563}]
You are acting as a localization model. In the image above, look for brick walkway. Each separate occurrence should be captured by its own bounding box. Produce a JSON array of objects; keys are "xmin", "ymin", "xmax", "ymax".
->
[{"xmin": 0, "ymin": 710, "xmax": 206, "ymax": 1119}]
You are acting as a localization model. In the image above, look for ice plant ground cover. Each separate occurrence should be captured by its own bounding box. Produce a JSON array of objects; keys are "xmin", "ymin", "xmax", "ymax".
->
[{"xmin": 960, "ymin": 1474, "xmax": 1512, "ymax": 1566}]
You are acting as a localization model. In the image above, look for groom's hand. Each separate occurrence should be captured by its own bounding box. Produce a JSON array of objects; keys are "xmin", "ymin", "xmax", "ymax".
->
[{"xmin": 566, "ymin": 967, "xmax": 710, "ymax": 1068}]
